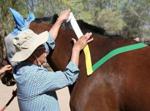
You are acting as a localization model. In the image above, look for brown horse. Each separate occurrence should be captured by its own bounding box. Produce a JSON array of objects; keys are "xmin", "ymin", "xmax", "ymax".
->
[
  {"xmin": 30, "ymin": 20, "xmax": 150, "ymax": 111},
  {"xmin": 2, "ymin": 17, "xmax": 150, "ymax": 111}
]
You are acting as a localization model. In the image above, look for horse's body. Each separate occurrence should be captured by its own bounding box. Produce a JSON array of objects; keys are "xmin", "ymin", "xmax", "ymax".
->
[
  {"xmin": 30, "ymin": 21, "xmax": 150, "ymax": 111},
  {"xmin": 2, "ymin": 17, "xmax": 150, "ymax": 111}
]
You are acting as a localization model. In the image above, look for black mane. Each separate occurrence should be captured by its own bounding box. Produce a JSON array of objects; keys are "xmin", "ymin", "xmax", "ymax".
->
[
  {"xmin": 63, "ymin": 20, "xmax": 105, "ymax": 35},
  {"xmin": 33, "ymin": 14, "xmax": 58, "ymax": 24},
  {"xmin": 33, "ymin": 14, "xmax": 105, "ymax": 35}
]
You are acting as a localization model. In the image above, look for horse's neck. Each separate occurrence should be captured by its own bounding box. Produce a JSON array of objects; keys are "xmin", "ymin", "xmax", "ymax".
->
[
  {"xmin": 30, "ymin": 22, "xmax": 52, "ymax": 33},
  {"xmin": 47, "ymin": 28, "xmax": 76, "ymax": 71},
  {"xmin": 30, "ymin": 22, "xmax": 135, "ymax": 76},
  {"xmin": 48, "ymin": 27, "xmax": 135, "ymax": 76}
]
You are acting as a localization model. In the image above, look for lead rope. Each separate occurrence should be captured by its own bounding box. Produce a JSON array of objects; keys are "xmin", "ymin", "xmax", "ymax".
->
[
  {"xmin": 0, "ymin": 89, "xmax": 17, "ymax": 111},
  {"xmin": 67, "ymin": 12, "xmax": 93, "ymax": 76}
]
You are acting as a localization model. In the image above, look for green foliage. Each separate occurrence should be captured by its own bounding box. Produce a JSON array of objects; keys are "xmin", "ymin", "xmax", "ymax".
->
[
  {"xmin": 120, "ymin": 0, "xmax": 150, "ymax": 37},
  {"xmin": 97, "ymin": 9, "xmax": 126, "ymax": 35},
  {"xmin": 0, "ymin": 0, "xmax": 28, "ymax": 34},
  {"xmin": 0, "ymin": 0, "xmax": 150, "ymax": 38}
]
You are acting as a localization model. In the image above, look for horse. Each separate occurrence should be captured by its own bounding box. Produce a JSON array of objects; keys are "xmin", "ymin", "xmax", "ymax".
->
[
  {"xmin": 29, "ymin": 19, "xmax": 150, "ymax": 111},
  {"xmin": 2, "ymin": 16, "xmax": 150, "ymax": 110}
]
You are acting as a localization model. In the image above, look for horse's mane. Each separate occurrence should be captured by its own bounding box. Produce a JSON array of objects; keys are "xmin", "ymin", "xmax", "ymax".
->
[
  {"xmin": 32, "ymin": 14, "xmax": 105, "ymax": 35},
  {"xmin": 33, "ymin": 14, "xmax": 126, "ymax": 39},
  {"xmin": 34, "ymin": 14, "xmax": 58, "ymax": 24},
  {"xmin": 63, "ymin": 20, "xmax": 105, "ymax": 35},
  {"xmin": 31, "ymin": 14, "xmax": 135, "ymax": 47}
]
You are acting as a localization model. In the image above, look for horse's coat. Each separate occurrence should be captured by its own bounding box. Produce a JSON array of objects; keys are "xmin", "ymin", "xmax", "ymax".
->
[
  {"xmin": 30, "ymin": 21, "xmax": 150, "ymax": 111},
  {"xmin": 2, "ymin": 17, "xmax": 150, "ymax": 111}
]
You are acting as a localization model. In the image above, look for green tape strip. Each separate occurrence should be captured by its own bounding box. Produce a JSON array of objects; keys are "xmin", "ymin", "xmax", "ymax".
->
[{"xmin": 92, "ymin": 43, "xmax": 147, "ymax": 72}]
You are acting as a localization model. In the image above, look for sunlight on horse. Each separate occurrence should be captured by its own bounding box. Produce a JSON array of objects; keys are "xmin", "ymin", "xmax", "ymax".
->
[
  {"xmin": 2, "ymin": 16, "xmax": 150, "ymax": 111},
  {"xmin": 29, "ymin": 19, "xmax": 150, "ymax": 111}
]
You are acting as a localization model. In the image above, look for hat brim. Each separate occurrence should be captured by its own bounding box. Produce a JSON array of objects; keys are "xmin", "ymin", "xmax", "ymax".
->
[{"xmin": 11, "ymin": 31, "xmax": 49, "ymax": 62}]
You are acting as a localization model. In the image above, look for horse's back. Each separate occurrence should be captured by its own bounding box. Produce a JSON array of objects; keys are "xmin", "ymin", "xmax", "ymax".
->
[
  {"xmin": 119, "ymin": 46, "xmax": 150, "ymax": 111},
  {"xmin": 29, "ymin": 20, "xmax": 150, "ymax": 111},
  {"xmin": 70, "ymin": 36, "xmax": 150, "ymax": 111}
]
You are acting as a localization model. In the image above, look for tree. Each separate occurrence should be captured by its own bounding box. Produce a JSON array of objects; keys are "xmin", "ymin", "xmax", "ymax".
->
[{"xmin": 97, "ymin": 9, "xmax": 126, "ymax": 35}]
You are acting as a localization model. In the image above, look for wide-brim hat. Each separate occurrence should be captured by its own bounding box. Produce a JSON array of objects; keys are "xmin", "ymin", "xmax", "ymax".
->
[{"xmin": 12, "ymin": 29, "xmax": 49, "ymax": 62}]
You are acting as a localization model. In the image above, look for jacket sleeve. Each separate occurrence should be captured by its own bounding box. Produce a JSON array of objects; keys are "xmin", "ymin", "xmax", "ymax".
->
[{"xmin": 28, "ymin": 61, "xmax": 79, "ymax": 94}]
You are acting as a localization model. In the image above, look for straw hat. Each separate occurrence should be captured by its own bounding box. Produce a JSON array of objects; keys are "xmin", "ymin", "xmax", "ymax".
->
[{"xmin": 12, "ymin": 29, "xmax": 49, "ymax": 62}]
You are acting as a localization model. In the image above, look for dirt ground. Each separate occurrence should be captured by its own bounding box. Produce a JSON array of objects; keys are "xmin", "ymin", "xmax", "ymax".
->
[{"xmin": 0, "ymin": 81, "xmax": 71, "ymax": 111}]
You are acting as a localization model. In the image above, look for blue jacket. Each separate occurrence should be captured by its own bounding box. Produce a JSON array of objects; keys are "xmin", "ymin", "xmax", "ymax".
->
[{"xmin": 13, "ymin": 34, "xmax": 79, "ymax": 111}]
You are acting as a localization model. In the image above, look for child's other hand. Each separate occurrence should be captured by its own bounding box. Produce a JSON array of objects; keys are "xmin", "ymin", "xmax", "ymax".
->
[{"xmin": 0, "ymin": 65, "xmax": 12, "ymax": 74}]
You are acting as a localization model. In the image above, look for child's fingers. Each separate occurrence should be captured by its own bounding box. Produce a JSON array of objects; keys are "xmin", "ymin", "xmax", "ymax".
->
[
  {"xmin": 72, "ymin": 38, "xmax": 77, "ymax": 44},
  {"xmin": 84, "ymin": 32, "xmax": 92, "ymax": 40},
  {"xmin": 87, "ymin": 38, "xmax": 94, "ymax": 43},
  {"xmin": 5, "ymin": 65, "xmax": 12, "ymax": 70}
]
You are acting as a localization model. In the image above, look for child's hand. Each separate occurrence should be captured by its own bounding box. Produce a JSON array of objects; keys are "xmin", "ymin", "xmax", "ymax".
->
[
  {"xmin": 57, "ymin": 9, "xmax": 71, "ymax": 23},
  {"xmin": 134, "ymin": 37, "xmax": 140, "ymax": 42},
  {"xmin": 70, "ymin": 32, "xmax": 93, "ymax": 66},
  {"xmin": 0, "ymin": 65, "xmax": 12, "ymax": 75},
  {"xmin": 72, "ymin": 32, "xmax": 93, "ymax": 52}
]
